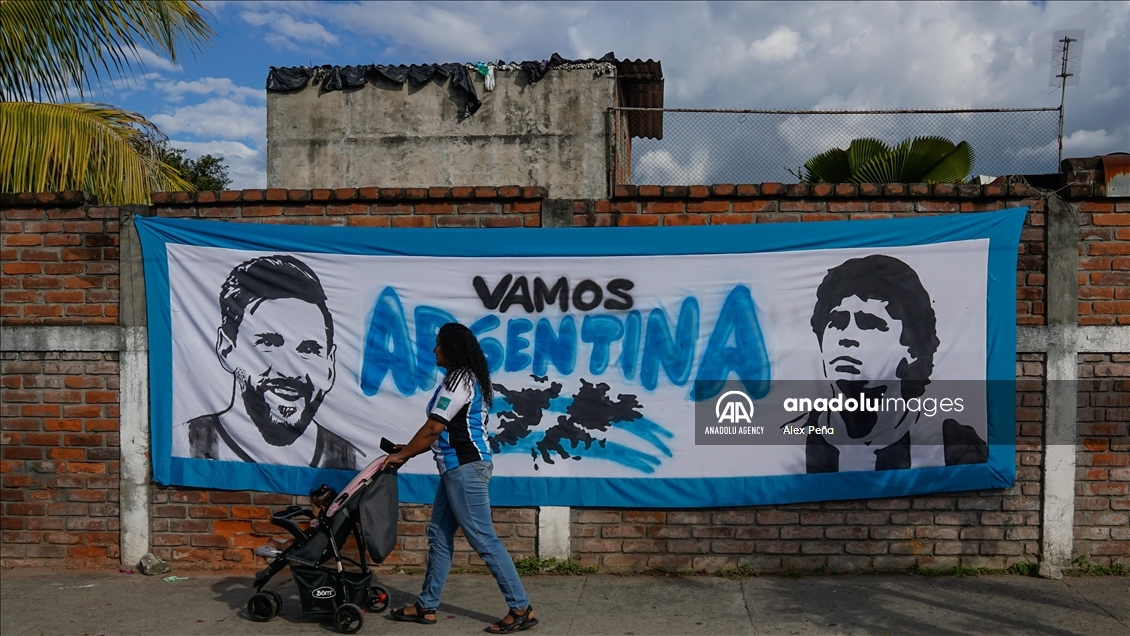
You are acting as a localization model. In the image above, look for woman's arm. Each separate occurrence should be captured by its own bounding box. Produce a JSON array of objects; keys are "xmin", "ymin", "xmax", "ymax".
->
[{"xmin": 382, "ymin": 417, "xmax": 446, "ymax": 469}]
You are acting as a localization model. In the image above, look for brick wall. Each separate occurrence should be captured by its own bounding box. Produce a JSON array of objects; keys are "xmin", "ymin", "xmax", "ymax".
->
[
  {"xmin": 1078, "ymin": 201, "xmax": 1130, "ymax": 325},
  {"xmin": 1, "ymin": 193, "xmax": 119, "ymax": 325},
  {"xmin": 392, "ymin": 505, "xmax": 536, "ymax": 569},
  {"xmin": 1074, "ymin": 353, "xmax": 1130, "ymax": 566},
  {"xmin": 568, "ymin": 355, "xmax": 1045, "ymax": 573},
  {"xmin": 0, "ymin": 351, "xmax": 120, "ymax": 566},
  {"xmin": 150, "ymin": 186, "xmax": 546, "ymax": 228},
  {"xmin": 2, "ymin": 184, "xmax": 1127, "ymax": 571}
]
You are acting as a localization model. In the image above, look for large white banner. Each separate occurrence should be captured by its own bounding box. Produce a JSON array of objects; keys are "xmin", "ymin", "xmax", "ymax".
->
[{"xmin": 139, "ymin": 210, "xmax": 1024, "ymax": 506}]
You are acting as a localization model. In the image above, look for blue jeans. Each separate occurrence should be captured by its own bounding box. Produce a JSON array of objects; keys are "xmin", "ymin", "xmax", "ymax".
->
[{"xmin": 416, "ymin": 461, "xmax": 529, "ymax": 611}]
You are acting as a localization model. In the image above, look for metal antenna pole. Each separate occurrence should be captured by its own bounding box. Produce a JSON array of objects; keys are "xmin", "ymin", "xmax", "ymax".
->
[{"xmin": 1057, "ymin": 36, "xmax": 1075, "ymax": 166}]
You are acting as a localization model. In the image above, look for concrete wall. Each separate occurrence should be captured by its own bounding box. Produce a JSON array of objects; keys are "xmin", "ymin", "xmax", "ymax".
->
[
  {"xmin": 1, "ymin": 183, "xmax": 1127, "ymax": 575},
  {"xmin": 267, "ymin": 69, "xmax": 615, "ymax": 199}
]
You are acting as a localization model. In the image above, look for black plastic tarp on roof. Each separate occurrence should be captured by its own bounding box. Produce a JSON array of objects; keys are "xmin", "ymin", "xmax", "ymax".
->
[{"xmin": 265, "ymin": 53, "xmax": 621, "ymax": 120}]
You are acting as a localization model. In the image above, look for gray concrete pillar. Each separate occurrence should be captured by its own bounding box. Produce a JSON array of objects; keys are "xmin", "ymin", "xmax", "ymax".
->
[
  {"xmin": 1039, "ymin": 196, "xmax": 1079, "ymax": 579},
  {"xmin": 118, "ymin": 207, "xmax": 151, "ymax": 567},
  {"xmin": 537, "ymin": 507, "xmax": 571, "ymax": 561}
]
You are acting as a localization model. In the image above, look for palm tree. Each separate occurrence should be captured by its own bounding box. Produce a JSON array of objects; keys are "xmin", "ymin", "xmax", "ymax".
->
[
  {"xmin": 1, "ymin": 0, "xmax": 214, "ymax": 204},
  {"xmin": 801, "ymin": 136, "xmax": 975, "ymax": 184}
]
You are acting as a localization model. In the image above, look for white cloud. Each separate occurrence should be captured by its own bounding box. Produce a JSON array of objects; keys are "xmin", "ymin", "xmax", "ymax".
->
[
  {"xmin": 157, "ymin": 77, "xmax": 264, "ymax": 103},
  {"xmin": 748, "ymin": 27, "xmax": 801, "ymax": 63},
  {"xmin": 1063, "ymin": 128, "xmax": 1128, "ymax": 157},
  {"xmin": 135, "ymin": 46, "xmax": 181, "ymax": 72},
  {"xmin": 636, "ymin": 149, "xmax": 710, "ymax": 185},
  {"xmin": 149, "ymin": 1, "xmax": 1125, "ymax": 187},
  {"xmin": 168, "ymin": 140, "xmax": 266, "ymax": 189},
  {"xmin": 151, "ymin": 98, "xmax": 266, "ymax": 141},
  {"xmin": 241, "ymin": 10, "xmax": 339, "ymax": 49}
]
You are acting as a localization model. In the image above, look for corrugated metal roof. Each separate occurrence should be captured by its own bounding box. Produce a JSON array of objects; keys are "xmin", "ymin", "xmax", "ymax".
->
[{"xmin": 616, "ymin": 59, "xmax": 664, "ymax": 139}]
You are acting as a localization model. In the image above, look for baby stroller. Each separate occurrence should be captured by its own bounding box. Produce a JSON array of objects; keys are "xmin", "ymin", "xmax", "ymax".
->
[{"xmin": 247, "ymin": 455, "xmax": 399, "ymax": 634}]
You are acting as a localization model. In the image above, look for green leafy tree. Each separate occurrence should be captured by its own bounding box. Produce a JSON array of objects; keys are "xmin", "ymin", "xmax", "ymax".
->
[
  {"xmin": 157, "ymin": 143, "xmax": 232, "ymax": 191},
  {"xmin": 802, "ymin": 136, "xmax": 975, "ymax": 184},
  {"xmin": 0, "ymin": 0, "xmax": 214, "ymax": 204}
]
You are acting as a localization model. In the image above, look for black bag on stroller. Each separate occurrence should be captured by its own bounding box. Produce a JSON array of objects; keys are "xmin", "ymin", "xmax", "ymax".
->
[{"xmin": 246, "ymin": 457, "xmax": 399, "ymax": 634}]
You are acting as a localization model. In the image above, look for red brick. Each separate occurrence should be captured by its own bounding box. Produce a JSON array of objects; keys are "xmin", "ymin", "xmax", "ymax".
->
[
  {"xmin": 664, "ymin": 214, "xmax": 708, "ymax": 226},
  {"xmin": 3, "ymin": 447, "xmax": 41, "ymax": 460},
  {"xmin": 643, "ymin": 201, "xmax": 684, "ymax": 213},
  {"xmin": 60, "ymin": 248, "xmax": 102, "ymax": 261},
  {"xmin": 687, "ymin": 200, "xmax": 729, "ymax": 213},
  {"xmin": 757, "ymin": 512, "xmax": 799, "ymax": 525},
  {"xmin": 213, "ymin": 520, "xmax": 253, "ymax": 536},
  {"xmin": 21, "ymin": 406, "xmax": 60, "ymax": 420},
  {"xmin": 709, "ymin": 213, "xmax": 754, "ymax": 225},
  {"xmin": 325, "ymin": 204, "xmax": 367, "ymax": 216},
  {"xmin": 240, "ymin": 205, "xmax": 281, "ymax": 218},
  {"xmin": 436, "ymin": 216, "xmax": 478, "ymax": 228},
  {"xmin": 482, "ymin": 216, "xmax": 523, "ymax": 228},
  {"xmin": 22, "ymin": 433, "xmax": 60, "ymax": 446},
  {"xmin": 6, "ymin": 503, "xmax": 46, "ymax": 515},
  {"xmin": 617, "ymin": 214, "xmax": 660, "ymax": 227},
  {"xmin": 871, "ymin": 201, "xmax": 913, "ymax": 212},
  {"xmin": 392, "ymin": 216, "xmax": 434, "ymax": 228},
  {"xmin": 827, "ymin": 200, "xmax": 868, "ymax": 212},
  {"xmin": 732, "ymin": 200, "xmax": 774, "ymax": 213},
  {"xmin": 4, "ymin": 234, "xmax": 42, "ymax": 246},
  {"xmin": 347, "ymin": 216, "xmax": 391, "ymax": 227},
  {"xmin": 3, "ymin": 262, "xmax": 41, "ymax": 275},
  {"xmin": 188, "ymin": 505, "xmax": 229, "ymax": 518}
]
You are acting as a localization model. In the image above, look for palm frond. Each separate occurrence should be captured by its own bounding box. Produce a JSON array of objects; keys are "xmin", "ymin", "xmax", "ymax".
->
[
  {"xmin": 0, "ymin": 0, "xmax": 213, "ymax": 101},
  {"xmin": 846, "ymin": 138, "xmax": 889, "ymax": 175},
  {"xmin": 920, "ymin": 141, "xmax": 974, "ymax": 184},
  {"xmin": 900, "ymin": 136, "xmax": 958, "ymax": 182},
  {"xmin": 0, "ymin": 101, "xmax": 192, "ymax": 204},
  {"xmin": 802, "ymin": 148, "xmax": 852, "ymax": 183}
]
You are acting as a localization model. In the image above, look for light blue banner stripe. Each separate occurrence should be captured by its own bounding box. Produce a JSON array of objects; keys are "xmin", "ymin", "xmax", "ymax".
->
[{"xmin": 137, "ymin": 209, "xmax": 1026, "ymax": 506}]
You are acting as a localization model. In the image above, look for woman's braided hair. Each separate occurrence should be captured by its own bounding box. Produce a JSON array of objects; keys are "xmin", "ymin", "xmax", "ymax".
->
[{"xmin": 436, "ymin": 323, "xmax": 493, "ymax": 409}]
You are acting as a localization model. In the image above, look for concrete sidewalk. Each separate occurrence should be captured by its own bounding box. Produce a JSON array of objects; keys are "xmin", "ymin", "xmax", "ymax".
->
[{"xmin": 0, "ymin": 568, "xmax": 1126, "ymax": 635}]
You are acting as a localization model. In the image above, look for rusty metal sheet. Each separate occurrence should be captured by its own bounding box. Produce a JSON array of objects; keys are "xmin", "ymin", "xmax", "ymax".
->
[
  {"xmin": 1100, "ymin": 153, "xmax": 1130, "ymax": 197},
  {"xmin": 616, "ymin": 59, "xmax": 664, "ymax": 139}
]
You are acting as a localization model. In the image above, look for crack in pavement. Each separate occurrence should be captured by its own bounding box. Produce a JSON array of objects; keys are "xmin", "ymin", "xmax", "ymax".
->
[
  {"xmin": 1060, "ymin": 578, "xmax": 1128, "ymax": 629},
  {"xmin": 565, "ymin": 574, "xmax": 587, "ymax": 635},
  {"xmin": 740, "ymin": 578, "xmax": 758, "ymax": 635}
]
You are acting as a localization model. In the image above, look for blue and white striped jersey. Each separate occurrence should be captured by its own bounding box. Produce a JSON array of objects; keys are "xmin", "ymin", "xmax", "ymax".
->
[{"xmin": 427, "ymin": 375, "xmax": 491, "ymax": 474}]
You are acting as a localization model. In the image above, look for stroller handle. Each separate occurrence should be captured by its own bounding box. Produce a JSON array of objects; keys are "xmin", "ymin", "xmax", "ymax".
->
[{"xmin": 326, "ymin": 454, "xmax": 394, "ymax": 518}]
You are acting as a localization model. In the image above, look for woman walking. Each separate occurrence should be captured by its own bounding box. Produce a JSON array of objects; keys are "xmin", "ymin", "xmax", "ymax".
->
[{"xmin": 384, "ymin": 323, "xmax": 538, "ymax": 633}]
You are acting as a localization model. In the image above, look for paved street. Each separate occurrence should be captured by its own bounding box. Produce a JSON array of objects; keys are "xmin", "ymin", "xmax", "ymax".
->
[{"xmin": 0, "ymin": 568, "xmax": 1126, "ymax": 635}]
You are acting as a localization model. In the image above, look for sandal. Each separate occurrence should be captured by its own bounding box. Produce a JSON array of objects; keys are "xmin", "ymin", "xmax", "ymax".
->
[
  {"xmin": 390, "ymin": 602, "xmax": 437, "ymax": 625},
  {"xmin": 484, "ymin": 605, "xmax": 538, "ymax": 633}
]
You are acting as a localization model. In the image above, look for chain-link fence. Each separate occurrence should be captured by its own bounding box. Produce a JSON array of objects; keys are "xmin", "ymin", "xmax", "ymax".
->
[{"xmin": 616, "ymin": 107, "xmax": 1061, "ymax": 186}]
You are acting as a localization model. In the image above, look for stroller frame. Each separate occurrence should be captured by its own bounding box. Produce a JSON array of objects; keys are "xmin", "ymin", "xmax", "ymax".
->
[{"xmin": 247, "ymin": 462, "xmax": 395, "ymax": 634}]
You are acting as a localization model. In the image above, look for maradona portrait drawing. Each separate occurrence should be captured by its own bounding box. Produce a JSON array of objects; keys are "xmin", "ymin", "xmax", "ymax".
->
[{"xmin": 789, "ymin": 254, "xmax": 988, "ymax": 473}]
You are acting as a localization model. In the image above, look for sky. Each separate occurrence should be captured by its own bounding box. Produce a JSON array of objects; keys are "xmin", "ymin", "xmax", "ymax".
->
[{"xmin": 102, "ymin": 1, "xmax": 1129, "ymax": 189}]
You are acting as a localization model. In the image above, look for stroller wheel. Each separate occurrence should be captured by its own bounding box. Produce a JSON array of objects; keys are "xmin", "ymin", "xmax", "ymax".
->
[
  {"xmin": 367, "ymin": 585, "xmax": 390, "ymax": 613},
  {"xmin": 334, "ymin": 603, "xmax": 364, "ymax": 634},
  {"xmin": 265, "ymin": 590, "xmax": 283, "ymax": 618},
  {"xmin": 247, "ymin": 592, "xmax": 278, "ymax": 622}
]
